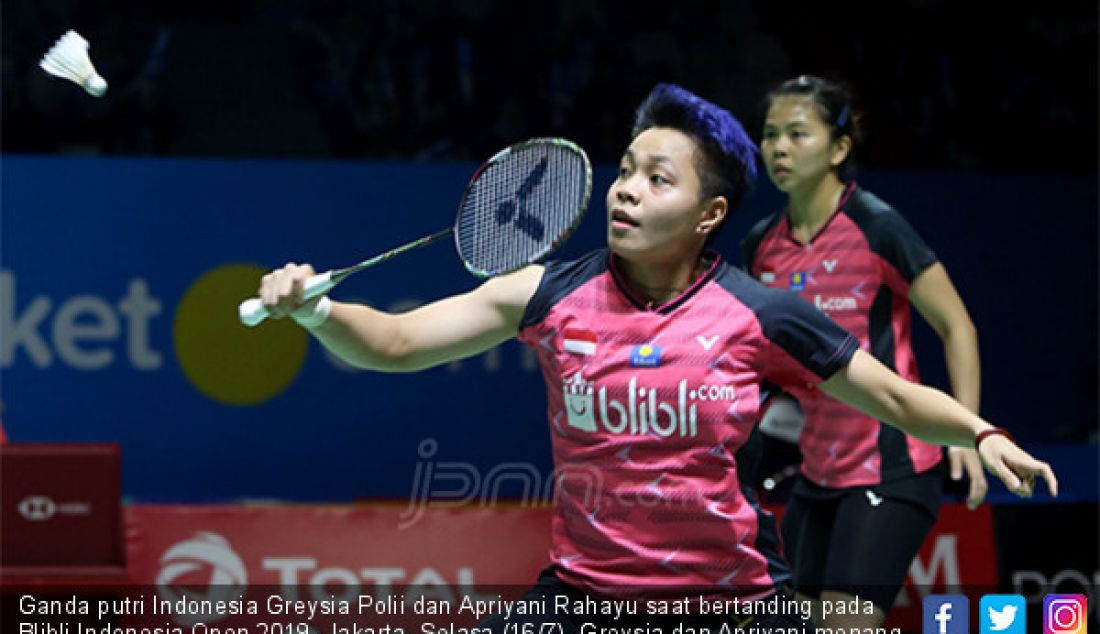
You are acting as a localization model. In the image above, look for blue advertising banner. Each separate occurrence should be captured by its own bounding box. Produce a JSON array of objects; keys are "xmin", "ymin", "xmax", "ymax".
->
[{"xmin": 2, "ymin": 156, "xmax": 1095, "ymax": 502}]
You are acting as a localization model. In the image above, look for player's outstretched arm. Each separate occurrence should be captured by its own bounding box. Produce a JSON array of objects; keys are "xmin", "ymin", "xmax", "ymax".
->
[
  {"xmin": 910, "ymin": 262, "xmax": 988, "ymax": 508},
  {"xmin": 819, "ymin": 350, "xmax": 1058, "ymax": 498},
  {"xmin": 260, "ymin": 263, "xmax": 544, "ymax": 372}
]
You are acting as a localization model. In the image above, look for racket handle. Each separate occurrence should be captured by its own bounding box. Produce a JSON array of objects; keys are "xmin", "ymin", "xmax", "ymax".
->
[{"xmin": 238, "ymin": 271, "xmax": 335, "ymax": 327}]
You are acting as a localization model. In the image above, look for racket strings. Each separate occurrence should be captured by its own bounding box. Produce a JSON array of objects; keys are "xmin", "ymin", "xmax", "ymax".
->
[{"xmin": 457, "ymin": 141, "xmax": 590, "ymax": 276}]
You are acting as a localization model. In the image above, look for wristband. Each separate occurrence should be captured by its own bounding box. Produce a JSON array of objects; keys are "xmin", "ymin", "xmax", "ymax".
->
[
  {"xmin": 291, "ymin": 296, "xmax": 332, "ymax": 329},
  {"xmin": 974, "ymin": 427, "xmax": 1015, "ymax": 450}
]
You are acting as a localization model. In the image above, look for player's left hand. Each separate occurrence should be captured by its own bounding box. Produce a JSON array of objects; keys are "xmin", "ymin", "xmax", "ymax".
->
[
  {"xmin": 976, "ymin": 436, "xmax": 1058, "ymax": 498},
  {"xmin": 947, "ymin": 446, "xmax": 988, "ymax": 510}
]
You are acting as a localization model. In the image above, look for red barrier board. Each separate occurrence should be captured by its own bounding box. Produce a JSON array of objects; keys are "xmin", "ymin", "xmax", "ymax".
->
[
  {"xmin": 125, "ymin": 504, "xmax": 552, "ymax": 587},
  {"xmin": 1, "ymin": 443, "xmax": 124, "ymax": 570},
  {"xmin": 113, "ymin": 502, "xmax": 996, "ymax": 632}
]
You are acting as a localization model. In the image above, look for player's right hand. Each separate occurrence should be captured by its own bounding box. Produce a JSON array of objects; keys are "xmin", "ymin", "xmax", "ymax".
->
[
  {"xmin": 259, "ymin": 262, "xmax": 320, "ymax": 320},
  {"xmin": 976, "ymin": 434, "xmax": 1057, "ymax": 498}
]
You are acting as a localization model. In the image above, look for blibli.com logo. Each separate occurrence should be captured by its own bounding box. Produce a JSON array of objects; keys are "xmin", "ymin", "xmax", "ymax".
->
[
  {"xmin": 924, "ymin": 594, "xmax": 969, "ymax": 634},
  {"xmin": 1045, "ymin": 595, "xmax": 1087, "ymax": 634},
  {"xmin": 814, "ymin": 294, "xmax": 859, "ymax": 313},
  {"xmin": 981, "ymin": 595, "xmax": 1025, "ymax": 634},
  {"xmin": 562, "ymin": 373, "xmax": 737, "ymax": 437}
]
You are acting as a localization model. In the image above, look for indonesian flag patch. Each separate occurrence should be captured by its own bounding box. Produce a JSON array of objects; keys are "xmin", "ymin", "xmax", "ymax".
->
[{"xmin": 563, "ymin": 327, "xmax": 597, "ymax": 356}]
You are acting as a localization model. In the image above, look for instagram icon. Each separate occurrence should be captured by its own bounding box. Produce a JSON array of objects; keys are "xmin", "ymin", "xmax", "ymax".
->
[{"xmin": 1045, "ymin": 594, "xmax": 1087, "ymax": 634}]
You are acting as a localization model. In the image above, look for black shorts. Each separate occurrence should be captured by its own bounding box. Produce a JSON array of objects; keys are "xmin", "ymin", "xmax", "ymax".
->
[
  {"xmin": 477, "ymin": 567, "xmax": 819, "ymax": 633},
  {"xmin": 780, "ymin": 462, "xmax": 945, "ymax": 611}
]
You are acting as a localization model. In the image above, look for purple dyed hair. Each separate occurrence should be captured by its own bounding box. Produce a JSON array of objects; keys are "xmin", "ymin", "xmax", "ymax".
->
[{"xmin": 632, "ymin": 83, "xmax": 759, "ymax": 220}]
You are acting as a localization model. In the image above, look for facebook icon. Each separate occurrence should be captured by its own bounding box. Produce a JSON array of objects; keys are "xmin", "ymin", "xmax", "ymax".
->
[{"xmin": 924, "ymin": 595, "xmax": 970, "ymax": 634}]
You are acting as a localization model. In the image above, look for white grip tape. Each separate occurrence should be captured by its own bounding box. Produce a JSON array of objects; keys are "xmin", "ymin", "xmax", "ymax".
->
[
  {"xmin": 291, "ymin": 296, "xmax": 332, "ymax": 329},
  {"xmin": 237, "ymin": 270, "xmax": 336, "ymax": 327}
]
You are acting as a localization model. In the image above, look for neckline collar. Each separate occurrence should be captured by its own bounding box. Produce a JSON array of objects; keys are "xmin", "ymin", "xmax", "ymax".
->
[
  {"xmin": 784, "ymin": 181, "xmax": 858, "ymax": 246},
  {"xmin": 607, "ymin": 250, "xmax": 723, "ymax": 314}
]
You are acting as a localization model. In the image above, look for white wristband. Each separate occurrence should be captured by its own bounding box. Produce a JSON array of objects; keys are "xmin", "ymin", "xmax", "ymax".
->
[{"xmin": 291, "ymin": 296, "xmax": 332, "ymax": 329}]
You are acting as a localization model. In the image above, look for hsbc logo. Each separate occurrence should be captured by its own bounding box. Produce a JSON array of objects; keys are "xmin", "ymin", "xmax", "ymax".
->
[
  {"xmin": 17, "ymin": 495, "xmax": 91, "ymax": 521},
  {"xmin": 814, "ymin": 295, "xmax": 858, "ymax": 312},
  {"xmin": 18, "ymin": 496, "xmax": 57, "ymax": 521}
]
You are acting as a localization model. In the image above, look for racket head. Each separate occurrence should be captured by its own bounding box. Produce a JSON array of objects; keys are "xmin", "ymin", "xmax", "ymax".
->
[{"xmin": 454, "ymin": 137, "xmax": 592, "ymax": 278}]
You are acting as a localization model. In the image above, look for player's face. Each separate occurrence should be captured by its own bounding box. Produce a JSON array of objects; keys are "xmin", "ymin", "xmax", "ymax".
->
[
  {"xmin": 761, "ymin": 96, "xmax": 847, "ymax": 194},
  {"xmin": 607, "ymin": 127, "xmax": 711, "ymax": 263}
]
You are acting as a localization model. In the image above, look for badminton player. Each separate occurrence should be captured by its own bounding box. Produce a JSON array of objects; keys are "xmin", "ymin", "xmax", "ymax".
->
[
  {"xmin": 743, "ymin": 75, "xmax": 986, "ymax": 628},
  {"xmin": 259, "ymin": 84, "xmax": 1054, "ymax": 632}
]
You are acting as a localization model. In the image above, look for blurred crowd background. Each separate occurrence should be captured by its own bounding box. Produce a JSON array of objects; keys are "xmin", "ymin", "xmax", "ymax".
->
[
  {"xmin": 3, "ymin": 0, "xmax": 1097, "ymax": 170},
  {"xmin": 2, "ymin": 1, "xmax": 1097, "ymax": 452}
]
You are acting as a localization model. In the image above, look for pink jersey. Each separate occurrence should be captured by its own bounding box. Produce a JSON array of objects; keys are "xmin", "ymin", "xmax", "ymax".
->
[
  {"xmin": 517, "ymin": 249, "xmax": 857, "ymax": 598},
  {"xmin": 742, "ymin": 183, "xmax": 943, "ymax": 488}
]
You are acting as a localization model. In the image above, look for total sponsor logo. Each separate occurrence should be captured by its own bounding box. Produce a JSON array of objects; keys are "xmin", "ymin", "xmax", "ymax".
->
[
  {"xmin": 562, "ymin": 373, "xmax": 737, "ymax": 437},
  {"xmin": 814, "ymin": 294, "xmax": 859, "ymax": 313},
  {"xmin": 156, "ymin": 532, "xmax": 249, "ymax": 626},
  {"xmin": 155, "ymin": 532, "xmax": 488, "ymax": 626}
]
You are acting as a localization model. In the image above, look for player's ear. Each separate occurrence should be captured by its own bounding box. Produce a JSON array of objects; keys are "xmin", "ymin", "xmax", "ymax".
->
[
  {"xmin": 830, "ymin": 135, "xmax": 852, "ymax": 168},
  {"xmin": 697, "ymin": 196, "xmax": 727, "ymax": 236}
]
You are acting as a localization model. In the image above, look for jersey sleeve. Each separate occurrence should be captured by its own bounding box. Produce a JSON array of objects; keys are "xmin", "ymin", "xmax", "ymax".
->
[
  {"xmin": 865, "ymin": 208, "xmax": 938, "ymax": 285},
  {"xmin": 519, "ymin": 249, "xmax": 607, "ymax": 331},
  {"xmin": 739, "ymin": 213, "xmax": 780, "ymax": 274},
  {"xmin": 756, "ymin": 289, "xmax": 860, "ymax": 388}
]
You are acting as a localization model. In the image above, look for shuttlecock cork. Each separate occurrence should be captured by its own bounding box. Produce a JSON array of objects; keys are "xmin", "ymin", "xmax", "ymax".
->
[{"xmin": 39, "ymin": 30, "xmax": 108, "ymax": 97}]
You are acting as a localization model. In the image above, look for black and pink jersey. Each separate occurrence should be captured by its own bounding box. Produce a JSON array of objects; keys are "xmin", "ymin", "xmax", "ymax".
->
[
  {"xmin": 742, "ymin": 182, "xmax": 942, "ymax": 489},
  {"xmin": 517, "ymin": 249, "xmax": 857, "ymax": 598}
]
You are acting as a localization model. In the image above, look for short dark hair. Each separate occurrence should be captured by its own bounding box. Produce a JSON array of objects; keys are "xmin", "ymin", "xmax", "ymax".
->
[
  {"xmin": 632, "ymin": 84, "xmax": 758, "ymax": 244},
  {"xmin": 764, "ymin": 75, "xmax": 863, "ymax": 178}
]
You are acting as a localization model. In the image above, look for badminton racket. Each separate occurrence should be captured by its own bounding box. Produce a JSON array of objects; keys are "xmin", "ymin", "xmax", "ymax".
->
[{"xmin": 239, "ymin": 137, "xmax": 592, "ymax": 326}]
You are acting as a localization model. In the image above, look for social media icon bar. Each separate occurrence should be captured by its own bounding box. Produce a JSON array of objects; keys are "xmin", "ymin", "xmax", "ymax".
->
[
  {"xmin": 980, "ymin": 595, "xmax": 1025, "ymax": 634},
  {"xmin": 1045, "ymin": 594, "xmax": 1088, "ymax": 634},
  {"xmin": 925, "ymin": 594, "xmax": 970, "ymax": 634}
]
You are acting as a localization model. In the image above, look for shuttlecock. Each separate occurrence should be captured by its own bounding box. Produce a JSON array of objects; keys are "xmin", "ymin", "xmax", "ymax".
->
[{"xmin": 39, "ymin": 30, "xmax": 108, "ymax": 97}]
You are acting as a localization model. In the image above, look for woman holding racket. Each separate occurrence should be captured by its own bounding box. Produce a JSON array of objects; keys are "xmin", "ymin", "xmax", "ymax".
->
[
  {"xmin": 258, "ymin": 84, "xmax": 1054, "ymax": 632},
  {"xmin": 742, "ymin": 76, "xmax": 986, "ymax": 629}
]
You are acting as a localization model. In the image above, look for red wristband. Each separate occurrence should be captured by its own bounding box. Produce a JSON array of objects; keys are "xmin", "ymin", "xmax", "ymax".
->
[{"xmin": 975, "ymin": 427, "xmax": 1015, "ymax": 450}]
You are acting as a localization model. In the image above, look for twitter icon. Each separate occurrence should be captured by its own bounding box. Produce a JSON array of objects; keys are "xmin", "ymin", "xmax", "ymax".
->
[{"xmin": 981, "ymin": 595, "xmax": 1026, "ymax": 634}]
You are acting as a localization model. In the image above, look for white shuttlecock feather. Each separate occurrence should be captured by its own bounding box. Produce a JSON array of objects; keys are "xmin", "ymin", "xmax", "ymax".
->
[{"xmin": 39, "ymin": 30, "xmax": 107, "ymax": 97}]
